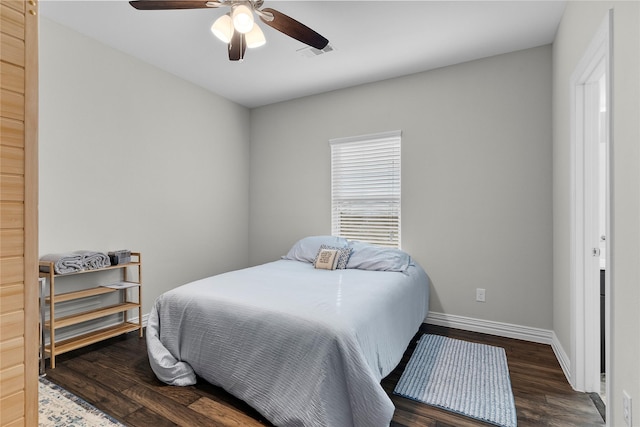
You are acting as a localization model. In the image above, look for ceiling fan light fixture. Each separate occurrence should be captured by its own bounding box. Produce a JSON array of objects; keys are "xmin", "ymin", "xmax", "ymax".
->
[
  {"xmin": 130, "ymin": 1, "xmax": 330, "ymax": 62},
  {"xmin": 245, "ymin": 24, "xmax": 266, "ymax": 48},
  {"xmin": 232, "ymin": 4, "xmax": 254, "ymax": 34},
  {"xmin": 211, "ymin": 13, "xmax": 233, "ymax": 43}
]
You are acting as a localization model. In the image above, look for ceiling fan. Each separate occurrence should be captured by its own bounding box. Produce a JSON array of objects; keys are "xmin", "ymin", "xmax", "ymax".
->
[{"xmin": 129, "ymin": 0, "xmax": 329, "ymax": 61}]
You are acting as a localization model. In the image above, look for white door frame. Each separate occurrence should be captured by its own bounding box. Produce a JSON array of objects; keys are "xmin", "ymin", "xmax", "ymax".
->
[{"xmin": 569, "ymin": 9, "xmax": 611, "ymax": 406}]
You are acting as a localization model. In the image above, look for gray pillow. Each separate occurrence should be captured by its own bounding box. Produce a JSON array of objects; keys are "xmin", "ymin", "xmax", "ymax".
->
[
  {"xmin": 283, "ymin": 235, "xmax": 349, "ymax": 263},
  {"xmin": 346, "ymin": 240, "xmax": 411, "ymax": 272}
]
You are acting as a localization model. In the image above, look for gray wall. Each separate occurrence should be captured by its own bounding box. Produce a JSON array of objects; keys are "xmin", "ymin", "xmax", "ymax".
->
[
  {"xmin": 39, "ymin": 19, "xmax": 251, "ymax": 314},
  {"xmin": 250, "ymin": 46, "xmax": 553, "ymax": 330},
  {"xmin": 39, "ymin": 8, "xmax": 640, "ymax": 423},
  {"xmin": 552, "ymin": 2, "xmax": 640, "ymax": 425}
]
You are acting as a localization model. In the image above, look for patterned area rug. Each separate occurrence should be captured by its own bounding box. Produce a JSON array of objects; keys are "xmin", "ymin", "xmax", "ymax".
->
[
  {"xmin": 39, "ymin": 377, "xmax": 125, "ymax": 427},
  {"xmin": 394, "ymin": 334, "xmax": 517, "ymax": 427}
]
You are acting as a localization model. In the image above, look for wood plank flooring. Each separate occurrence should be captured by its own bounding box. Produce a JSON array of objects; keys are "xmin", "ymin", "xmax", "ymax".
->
[{"xmin": 43, "ymin": 324, "xmax": 605, "ymax": 427}]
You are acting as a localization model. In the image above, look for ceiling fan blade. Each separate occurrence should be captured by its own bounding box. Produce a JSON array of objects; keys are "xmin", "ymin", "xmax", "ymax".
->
[
  {"xmin": 259, "ymin": 8, "xmax": 328, "ymax": 50},
  {"xmin": 228, "ymin": 31, "xmax": 246, "ymax": 61},
  {"xmin": 129, "ymin": 1, "xmax": 214, "ymax": 10}
]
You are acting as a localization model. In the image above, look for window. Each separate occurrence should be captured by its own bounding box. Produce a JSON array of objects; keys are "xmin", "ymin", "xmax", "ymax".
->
[{"xmin": 330, "ymin": 130, "xmax": 401, "ymax": 248}]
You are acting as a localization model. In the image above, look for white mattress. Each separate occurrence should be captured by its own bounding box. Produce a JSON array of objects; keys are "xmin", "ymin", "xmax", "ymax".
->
[{"xmin": 146, "ymin": 259, "xmax": 429, "ymax": 427}]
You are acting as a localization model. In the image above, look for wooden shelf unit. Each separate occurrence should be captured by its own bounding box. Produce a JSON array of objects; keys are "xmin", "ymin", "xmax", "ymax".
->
[{"xmin": 39, "ymin": 252, "xmax": 143, "ymax": 368}]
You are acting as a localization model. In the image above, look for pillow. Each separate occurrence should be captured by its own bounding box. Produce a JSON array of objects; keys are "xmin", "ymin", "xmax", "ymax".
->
[
  {"xmin": 313, "ymin": 244, "xmax": 352, "ymax": 270},
  {"xmin": 283, "ymin": 235, "xmax": 348, "ymax": 263},
  {"xmin": 346, "ymin": 240, "xmax": 412, "ymax": 272},
  {"xmin": 313, "ymin": 248, "xmax": 339, "ymax": 270}
]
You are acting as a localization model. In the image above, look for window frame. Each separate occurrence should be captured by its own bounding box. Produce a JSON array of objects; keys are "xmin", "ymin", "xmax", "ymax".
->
[{"xmin": 329, "ymin": 130, "xmax": 401, "ymax": 248}]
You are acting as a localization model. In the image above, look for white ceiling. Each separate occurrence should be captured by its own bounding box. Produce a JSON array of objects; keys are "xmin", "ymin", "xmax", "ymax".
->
[{"xmin": 40, "ymin": 0, "xmax": 566, "ymax": 108}]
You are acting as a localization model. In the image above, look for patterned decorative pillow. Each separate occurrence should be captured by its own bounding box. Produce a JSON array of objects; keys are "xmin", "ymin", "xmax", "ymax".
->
[
  {"xmin": 314, "ymin": 244, "xmax": 353, "ymax": 270},
  {"xmin": 313, "ymin": 248, "xmax": 339, "ymax": 270}
]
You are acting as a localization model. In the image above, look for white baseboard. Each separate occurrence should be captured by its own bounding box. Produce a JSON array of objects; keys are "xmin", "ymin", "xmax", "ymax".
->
[
  {"xmin": 426, "ymin": 311, "xmax": 553, "ymax": 343},
  {"xmin": 551, "ymin": 330, "xmax": 573, "ymax": 388},
  {"xmin": 425, "ymin": 311, "xmax": 572, "ymax": 386}
]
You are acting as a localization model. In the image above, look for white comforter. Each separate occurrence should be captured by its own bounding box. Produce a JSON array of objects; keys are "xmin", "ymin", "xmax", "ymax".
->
[{"xmin": 146, "ymin": 259, "xmax": 429, "ymax": 427}]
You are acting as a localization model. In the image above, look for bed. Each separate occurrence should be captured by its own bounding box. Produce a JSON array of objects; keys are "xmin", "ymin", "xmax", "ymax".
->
[{"xmin": 146, "ymin": 236, "xmax": 429, "ymax": 427}]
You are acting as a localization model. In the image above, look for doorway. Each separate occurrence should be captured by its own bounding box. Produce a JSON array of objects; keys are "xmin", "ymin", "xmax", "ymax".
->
[{"xmin": 570, "ymin": 9, "xmax": 611, "ymax": 417}]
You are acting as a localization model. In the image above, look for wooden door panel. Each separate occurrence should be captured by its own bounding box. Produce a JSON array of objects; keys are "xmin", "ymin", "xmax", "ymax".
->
[
  {"xmin": 0, "ymin": 61, "xmax": 25, "ymax": 94},
  {"xmin": 0, "ymin": 5, "xmax": 24, "ymax": 39},
  {"xmin": 0, "ymin": 365, "xmax": 24, "ymax": 397},
  {"xmin": 0, "ymin": 390, "xmax": 24, "ymax": 426},
  {"xmin": 0, "ymin": 145, "xmax": 24, "ymax": 175},
  {"xmin": 0, "ymin": 175, "xmax": 24, "ymax": 202},
  {"xmin": 0, "ymin": 203, "xmax": 23, "ymax": 229},
  {"xmin": 0, "ymin": 337, "xmax": 24, "ymax": 371},
  {"xmin": 0, "ymin": 311, "xmax": 24, "ymax": 342},
  {"xmin": 3, "ymin": 1, "xmax": 25, "ymax": 14},
  {"xmin": 0, "ymin": 90, "xmax": 24, "ymax": 121},
  {"xmin": 0, "ymin": 285, "xmax": 24, "ymax": 315},
  {"xmin": 1, "ymin": 1, "xmax": 38, "ymax": 425},
  {"xmin": 0, "ymin": 33, "xmax": 24, "ymax": 68},
  {"xmin": 0, "ymin": 119, "xmax": 24, "ymax": 148},
  {"xmin": 0, "ymin": 258, "xmax": 23, "ymax": 287},
  {"xmin": 0, "ymin": 392, "xmax": 26, "ymax": 427},
  {"xmin": 0, "ymin": 230, "xmax": 23, "ymax": 258}
]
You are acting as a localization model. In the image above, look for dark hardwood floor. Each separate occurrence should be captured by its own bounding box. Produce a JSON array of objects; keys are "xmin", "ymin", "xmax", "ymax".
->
[{"xmin": 43, "ymin": 324, "xmax": 605, "ymax": 427}]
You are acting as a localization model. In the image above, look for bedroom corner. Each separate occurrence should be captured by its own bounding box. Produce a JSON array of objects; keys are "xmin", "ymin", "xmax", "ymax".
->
[{"xmin": 38, "ymin": 18, "xmax": 252, "ymax": 318}]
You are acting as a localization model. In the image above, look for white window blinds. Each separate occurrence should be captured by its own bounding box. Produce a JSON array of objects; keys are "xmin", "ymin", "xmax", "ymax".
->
[{"xmin": 330, "ymin": 130, "xmax": 401, "ymax": 248}]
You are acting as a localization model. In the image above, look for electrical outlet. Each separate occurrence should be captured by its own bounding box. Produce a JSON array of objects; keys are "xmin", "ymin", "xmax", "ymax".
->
[
  {"xmin": 623, "ymin": 391, "xmax": 632, "ymax": 427},
  {"xmin": 476, "ymin": 288, "xmax": 486, "ymax": 302}
]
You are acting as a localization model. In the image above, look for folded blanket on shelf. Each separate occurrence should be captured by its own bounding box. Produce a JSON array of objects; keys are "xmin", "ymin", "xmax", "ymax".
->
[
  {"xmin": 40, "ymin": 250, "xmax": 111, "ymax": 274},
  {"xmin": 75, "ymin": 250, "xmax": 111, "ymax": 270},
  {"xmin": 39, "ymin": 253, "xmax": 83, "ymax": 274}
]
